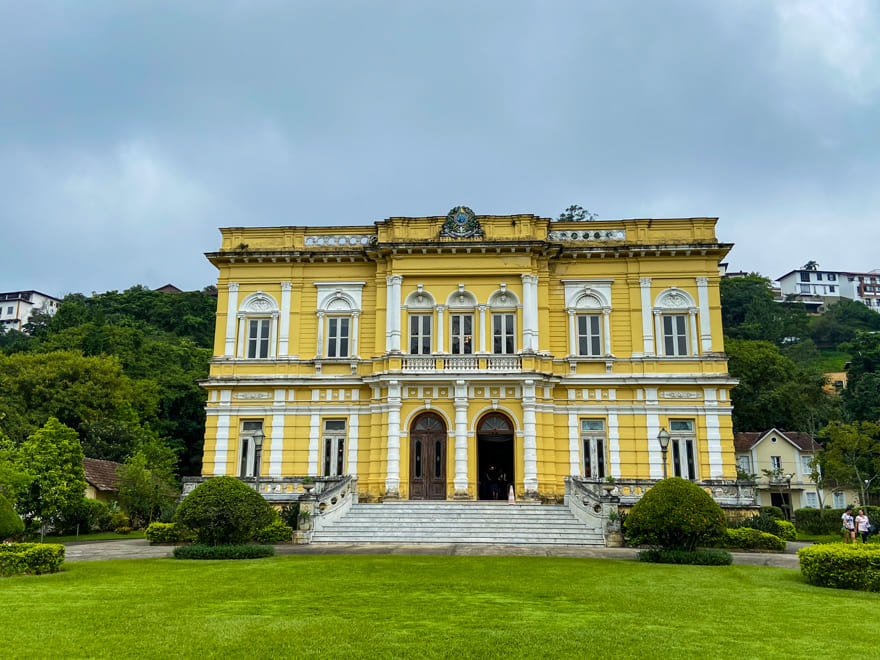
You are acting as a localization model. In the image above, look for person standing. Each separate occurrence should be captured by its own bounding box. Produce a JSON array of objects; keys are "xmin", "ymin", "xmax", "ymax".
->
[
  {"xmin": 842, "ymin": 507, "xmax": 856, "ymax": 544},
  {"xmin": 855, "ymin": 509, "xmax": 870, "ymax": 544}
]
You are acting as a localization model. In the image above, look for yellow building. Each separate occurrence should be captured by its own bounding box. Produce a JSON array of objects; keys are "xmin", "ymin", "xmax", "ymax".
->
[{"xmin": 199, "ymin": 207, "xmax": 743, "ymax": 503}]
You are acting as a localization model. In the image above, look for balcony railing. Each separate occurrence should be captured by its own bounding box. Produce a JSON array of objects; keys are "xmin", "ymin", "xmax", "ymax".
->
[{"xmin": 401, "ymin": 355, "xmax": 522, "ymax": 373}]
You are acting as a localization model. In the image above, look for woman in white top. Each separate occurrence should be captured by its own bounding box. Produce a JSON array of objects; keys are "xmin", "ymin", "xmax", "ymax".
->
[
  {"xmin": 855, "ymin": 509, "xmax": 870, "ymax": 544},
  {"xmin": 842, "ymin": 508, "xmax": 856, "ymax": 544}
]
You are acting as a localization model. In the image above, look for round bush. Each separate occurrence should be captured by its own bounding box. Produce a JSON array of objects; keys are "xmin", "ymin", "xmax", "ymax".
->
[
  {"xmin": 174, "ymin": 476, "xmax": 274, "ymax": 546},
  {"xmin": 624, "ymin": 477, "xmax": 726, "ymax": 551},
  {"xmin": 253, "ymin": 520, "xmax": 293, "ymax": 544},
  {"xmin": 799, "ymin": 544, "xmax": 880, "ymax": 591},
  {"xmin": 0, "ymin": 493, "xmax": 25, "ymax": 540}
]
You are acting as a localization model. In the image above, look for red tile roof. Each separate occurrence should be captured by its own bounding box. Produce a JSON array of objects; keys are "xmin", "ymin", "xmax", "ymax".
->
[
  {"xmin": 733, "ymin": 430, "xmax": 821, "ymax": 453},
  {"xmin": 82, "ymin": 457, "xmax": 123, "ymax": 492}
]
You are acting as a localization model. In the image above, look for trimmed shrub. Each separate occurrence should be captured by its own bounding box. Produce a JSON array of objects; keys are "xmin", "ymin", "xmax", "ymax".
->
[
  {"xmin": 145, "ymin": 522, "xmax": 196, "ymax": 545},
  {"xmin": 174, "ymin": 476, "xmax": 274, "ymax": 546},
  {"xmin": 637, "ymin": 549, "xmax": 732, "ymax": 565},
  {"xmin": 0, "ymin": 493, "xmax": 25, "ymax": 540},
  {"xmin": 254, "ymin": 520, "xmax": 293, "ymax": 544},
  {"xmin": 798, "ymin": 544, "xmax": 880, "ymax": 591},
  {"xmin": 715, "ymin": 527, "xmax": 785, "ymax": 552},
  {"xmin": 173, "ymin": 544, "xmax": 275, "ymax": 560},
  {"xmin": 760, "ymin": 506, "xmax": 784, "ymax": 520},
  {"xmin": 624, "ymin": 478, "xmax": 726, "ymax": 551},
  {"xmin": 56, "ymin": 498, "xmax": 112, "ymax": 534},
  {"xmin": 108, "ymin": 511, "xmax": 131, "ymax": 532},
  {"xmin": 0, "ymin": 543, "xmax": 65, "ymax": 576},
  {"xmin": 731, "ymin": 513, "xmax": 796, "ymax": 541},
  {"xmin": 774, "ymin": 519, "xmax": 797, "ymax": 541}
]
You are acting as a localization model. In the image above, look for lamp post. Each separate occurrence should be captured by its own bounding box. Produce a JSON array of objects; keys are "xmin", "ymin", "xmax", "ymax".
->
[
  {"xmin": 252, "ymin": 428, "xmax": 265, "ymax": 498},
  {"xmin": 784, "ymin": 473, "xmax": 793, "ymax": 520},
  {"xmin": 657, "ymin": 428, "xmax": 671, "ymax": 480}
]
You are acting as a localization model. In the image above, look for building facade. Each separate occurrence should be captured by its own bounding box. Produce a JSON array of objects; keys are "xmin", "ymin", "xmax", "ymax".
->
[
  {"xmin": 199, "ymin": 209, "xmax": 739, "ymax": 501},
  {"xmin": 0, "ymin": 290, "xmax": 61, "ymax": 332},
  {"xmin": 776, "ymin": 267, "xmax": 880, "ymax": 312}
]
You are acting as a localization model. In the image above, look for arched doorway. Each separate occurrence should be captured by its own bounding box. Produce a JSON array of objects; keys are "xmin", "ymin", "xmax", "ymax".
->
[
  {"xmin": 409, "ymin": 412, "xmax": 447, "ymax": 500},
  {"xmin": 477, "ymin": 413, "xmax": 515, "ymax": 500}
]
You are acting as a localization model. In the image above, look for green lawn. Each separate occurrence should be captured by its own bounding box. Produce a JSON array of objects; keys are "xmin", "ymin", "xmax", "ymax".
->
[
  {"xmin": 1, "ymin": 555, "xmax": 877, "ymax": 658},
  {"xmin": 42, "ymin": 530, "xmax": 146, "ymax": 543}
]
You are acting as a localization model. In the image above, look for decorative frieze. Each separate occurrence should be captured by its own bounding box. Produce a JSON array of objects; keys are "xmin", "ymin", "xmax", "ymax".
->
[
  {"xmin": 658, "ymin": 391, "xmax": 701, "ymax": 399},
  {"xmin": 304, "ymin": 235, "xmax": 375, "ymax": 247},
  {"xmin": 233, "ymin": 392, "xmax": 273, "ymax": 400},
  {"xmin": 548, "ymin": 229, "xmax": 626, "ymax": 242}
]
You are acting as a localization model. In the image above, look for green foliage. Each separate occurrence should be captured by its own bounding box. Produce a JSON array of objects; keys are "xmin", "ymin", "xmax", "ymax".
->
[
  {"xmin": 55, "ymin": 498, "xmax": 112, "ymax": 534},
  {"xmin": 0, "ymin": 542, "xmax": 65, "ymax": 576},
  {"xmin": 809, "ymin": 300, "xmax": 880, "ymax": 349},
  {"xmin": 841, "ymin": 332, "xmax": 880, "ymax": 423},
  {"xmin": 253, "ymin": 520, "xmax": 293, "ymax": 543},
  {"xmin": 798, "ymin": 544, "xmax": 880, "ymax": 591},
  {"xmin": 173, "ymin": 476, "xmax": 274, "ymax": 546},
  {"xmin": 730, "ymin": 513, "xmax": 796, "ymax": 541},
  {"xmin": 818, "ymin": 421, "xmax": 880, "ymax": 505},
  {"xmin": 557, "ymin": 204, "xmax": 597, "ymax": 222},
  {"xmin": 279, "ymin": 502, "xmax": 301, "ymax": 529},
  {"xmin": 715, "ymin": 527, "xmax": 785, "ymax": 551},
  {"xmin": 774, "ymin": 520, "xmax": 797, "ymax": 541},
  {"xmin": 173, "ymin": 544, "xmax": 275, "ymax": 560},
  {"xmin": 145, "ymin": 522, "xmax": 196, "ymax": 545},
  {"xmin": 108, "ymin": 511, "xmax": 130, "ymax": 531},
  {"xmin": 636, "ymin": 549, "xmax": 732, "ymax": 565},
  {"xmin": 14, "ymin": 418, "xmax": 87, "ymax": 527},
  {"xmin": 116, "ymin": 435, "xmax": 179, "ymax": 528},
  {"xmin": 759, "ymin": 505, "xmax": 784, "ymax": 519},
  {"xmin": 0, "ymin": 492, "xmax": 25, "ymax": 539},
  {"xmin": 624, "ymin": 478, "xmax": 726, "ymax": 551},
  {"xmin": 720, "ymin": 274, "xmax": 808, "ymax": 345}
]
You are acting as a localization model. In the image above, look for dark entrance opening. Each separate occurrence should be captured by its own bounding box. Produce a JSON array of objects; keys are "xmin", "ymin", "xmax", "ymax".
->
[
  {"xmin": 477, "ymin": 413, "xmax": 515, "ymax": 500},
  {"xmin": 409, "ymin": 412, "xmax": 447, "ymax": 500}
]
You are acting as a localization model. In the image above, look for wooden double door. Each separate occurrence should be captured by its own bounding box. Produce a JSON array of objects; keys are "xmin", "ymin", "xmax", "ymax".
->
[{"xmin": 409, "ymin": 412, "xmax": 447, "ymax": 500}]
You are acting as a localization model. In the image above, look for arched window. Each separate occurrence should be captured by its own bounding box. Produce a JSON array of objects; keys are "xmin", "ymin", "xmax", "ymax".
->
[
  {"xmin": 315, "ymin": 283, "xmax": 363, "ymax": 359},
  {"xmin": 405, "ymin": 287, "xmax": 435, "ymax": 355},
  {"xmin": 565, "ymin": 285, "xmax": 611, "ymax": 357},
  {"xmin": 488, "ymin": 286, "xmax": 519, "ymax": 354},
  {"xmin": 237, "ymin": 291, "xmax": 280, "ymax": 359},
  {"xmin": 446, "ymin": 286, "xmax": 477, "ymax": 355},
  {"xmin": 653, "ymin": 288, "xmax": 698, "ymax": 357},
  {"xmin": 478, "ymin": 413, "xmax": 513, "ymax": 433}
]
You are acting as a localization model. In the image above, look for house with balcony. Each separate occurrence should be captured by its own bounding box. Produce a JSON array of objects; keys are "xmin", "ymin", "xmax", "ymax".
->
[
  {"xmin": 0, "ymin": 290, "xmax": 61, "ymax": 332},
  {"xmin": 195, "ymin": 207, "xmax": 750, "ymax": 517}
]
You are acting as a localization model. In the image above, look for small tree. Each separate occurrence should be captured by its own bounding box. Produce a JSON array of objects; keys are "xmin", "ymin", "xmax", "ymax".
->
[
  {"xmin": 819, "ymin": 421, "xmax": 880, "ymax": 506},
  {"xmin": 557, "ymin": 204, "xmax": 598, "ymax": 222},
  {"xmin": 174, "ymin": 476, "xmax": 273, "ymax": 546},
  {"xmin": 624, "ymin": 478, "xmax": 726, "ymax": 551},
  {"xmin": 116, "ymin": 435, "xmax": 179, "ymax": 527},
  {"xmin": 0, "ymin": 492, "xmax": 25, "ymax": 539}
]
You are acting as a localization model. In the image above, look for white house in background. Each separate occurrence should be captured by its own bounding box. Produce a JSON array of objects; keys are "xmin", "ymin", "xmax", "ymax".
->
[
  {"xmin": 0, "ymin": 290, "xmax": 62, "ymax": 332},
  {"xmin": 733, "ymin": 429, "xmax": 857, "ymax": 514},
  {"xmin": 776, "ymin": 267, "xmax": 880, "ymax": 313}
]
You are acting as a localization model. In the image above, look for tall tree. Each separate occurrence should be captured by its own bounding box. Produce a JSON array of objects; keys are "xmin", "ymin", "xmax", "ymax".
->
[
  {"xmin": 116, "ymin": 434, "xmax": 179, "ymax": 527},
  {"xmin": 720, "ymin": 274, "xmax": 808, "ymax": 345},
  {"xmin": 818, "ymin": 421, "xmax": 880, "ymax": 506}
]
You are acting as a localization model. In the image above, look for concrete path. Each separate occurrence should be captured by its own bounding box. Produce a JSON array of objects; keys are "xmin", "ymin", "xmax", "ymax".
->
[{"xmin": 63, "ymin": 538, "xmax": 801, "ymax": 568}]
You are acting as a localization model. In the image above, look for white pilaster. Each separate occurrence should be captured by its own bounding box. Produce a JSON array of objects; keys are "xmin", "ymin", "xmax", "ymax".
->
[
  {"xmin": 308, "ymin": 413, "xmax": 320, "ymax": 476},
  {"xmin": 521, "ymin": 274, "xmax": 539, "ymax": 352},
  {"xmin": 436, "ymin": 305, "xmax": 446, "ymax": 353},
  {"xmin": 602, "ymin": 307, "xmax": 612, "ymax": 356},
  {"xmin": 454, "ymin": 380, "xmax": 469, "ymax": 493},
  {"xmin": 224, "ymin": 283, "xmax": 239, "ymax": 357},
  {"xmin": 696, "ymin": 276, "xmax": 712, "ymax": 352},
  {"xmin": 385, "ymin": 380, "xmax": 402, "ymax": 495},
  {"xmin": 386, "ymin": 275, "xmax": 403, "ymax": 353},
  {"xmin": 213, "ymin": 389, "xmax": 232, "ymax": 476},
  {"xmin": 385, "ymin": 277, "xmax": 394, "ymax": 353},
  {"xmin": 278, "ymin": 281, "xmax": 291, "ymax": 357},
  {"xmin": 523, "ymin": 379, "xmax": 538, "ymax": 492},
  {"xmin": 647, "ymin": 413, "xmax": 661, "ymax": 479},
  {"xmin": 351, "ymin": 311, "xmax": 360, "ymax": 358},
  {"xmin": 640, "ymin": 278, "xmax": 654, "ymax": 355},
  {"xmin": 236, "ymin": 315, "xmax": 246, "ymax": 358},
  {"xmin": 568, "ymin": 411, "xmax": 580, "ymax": 476},
  {"xmin": 654, "ymin": 310, "xmax": 664, "ymax": 356},
  {"xmin": 269, "ymin": 311, "xmax": 279, "ymax": 358},
  {"xmin": 567, "ymin": 310, "xmax": 577, "ymax": 356},
  {"xmin": 704, "ymin": 387, "xmax": 723, "ymax": 478},
  {"xmin": 315, "ymin": 311, "xmax": 325, "ymax": 359},
  {"xmin": 269, "ymin": 389, "xmax": 285, "ymax": 477},
  {"xmin": 478, "ymin": 304, "xmax": 488, "ymax": 353},
  {"xmin": 689, "ymin": 308, "xmax": 699, "ymax": 356},
  {"xmin": 348, "ymin": 410, "xmax": 359, "ymax": 476},
  {"xmin": 608, "ymin": 412, "xmax": 620, "ymax": 478}
]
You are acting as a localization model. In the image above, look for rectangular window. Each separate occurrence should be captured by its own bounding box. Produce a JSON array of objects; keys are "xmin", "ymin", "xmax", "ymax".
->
[
  {"xmin": 581, "ymin": 419, "xmax": 606, "ymax": 479},
  {"xmin": 662, "ymin": 314, "xmax": 689, "ymax": 356},
  {"xmin": 409, "ymin": 314, "xmax": 432, "ymax": 354},
  {"xmin": 450, "ymin": 314, "xmax": 473, "ymax": 354},
  {"xmin": 239, "ymin": 420, "xmax": 264, "ymax": 477},
  {"xmin": 577, "ymin": 314, "xmax": 602, "ymax": 356},
  {"xmin": 805, "ymin": 492, "xmax": 818, "ymax": 508},
  {"xmin": 828, "ymin": 273, "xmax": 836, "ymax": 281},
  {"xmin": 833, "ymin": 491, "xmax": 846, "ymax": 508},
  {"xmin": 801, "ymin": 455, "xmax": 813, "ymax": 475},
  {"xmin": 829, "ymin": 285, "xmax": 835, "ymax": 293},
  {"xmin": 799, "ymin": 284, "xmax": 810, "ymax": 293},
  {"xmin": 771, "ymin": 456, "xmax": 781, "ymax": 471},
  {"xmin": 799, "ymin": 271, "xmax": 810, "ymax": 282},
  {"xmin": 5, "ymin": 306, "xmax": 11, "ymax": 315},
  {"xmin": 736, "ymin": 455, "xmax": 751, "ymax": 474},
  {"xmin": 322, "ymin": 419, "xmax": 346, "ymax": 476},
  {"xmin": 816, "ymin": 272, "xmax": 823, "ymax": 281},
  {"xmin": 492, "ymin": 313, "xmax": 515, "ymax": 354},
  {"xmin": 247, "ymin": 319, "xmax": 271, "ymax": 359},
  {"xmin": 670, "ymin": 420, "xmax": 696, "ymax": 480},
  {"xmin": 327, "ymin": 316, "xmax": 350, "ymax": 358}
]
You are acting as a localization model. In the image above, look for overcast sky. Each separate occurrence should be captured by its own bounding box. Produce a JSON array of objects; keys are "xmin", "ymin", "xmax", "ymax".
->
[{"xmin": 2, "ymin": 1, "xmax": 879, "ymax": 297}]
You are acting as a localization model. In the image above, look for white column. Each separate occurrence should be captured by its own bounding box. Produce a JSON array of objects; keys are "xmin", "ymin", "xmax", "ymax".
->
[
  {"xmin": 278, "ymin": 282, "xmax": 291, "ymax": 357},
  {"xmin": 385, "ymin": 380, "xmax": 402, "ymax": 495},
  {"xmin": 224, "ymin": 283, "xmax": 239, "ymax": 357},
  {"xmin": 568, "ymin": 411, "xmax": 580, "ymax": 476},
  {"xmin": 351, "ymin": 311, "xmax": 360, "ymax": 358},
  {"xmin": 213, "ymin": 389, "xmax": 232, "ymax": 476},
  {"xmin": 315, "ymin": 311, "xmax": 325, "ymax": 358},
  {"xmin": 385, "ymin": 277, "xmax": 394, "ymax": 353},
  {"xmin": 521, "ymin": 274, "xmax": 539, "ymax": 352},
  {"xmin": 478, "ymin": 304, "xmax": 488, "ymax": 353},
  {"xmin": 608, "ymin": 412, "xmax": 620, "ymax": 478},
  {"xmin": 689, "ymin": 309, "xmax": 699, "ymax": 356},
  {"xmin": 654, "ymin": 310, "xmax": 664, "ymax": 357},
  {"xmin": 696, "ymin": 276, "xmax": 712, "ymax": 353},
  {"xmin": 453, "ymin": 380, "xmax": 469, "ymax": 494},
  {"xmin": 236, "ymin": 315, "xmax": 246, "ymax": 358},
  {"xmin": 308, "ymin": 413, "xmax": 320, "ymax": 476},
  {"xmin": 523, "ymin": 379, "xmax": 538, "ymax": 493},
  {"xmin": 386, "ymin": 275, "xmax": 403, "ymax": 353},
  {"xmin": 647, "ymin": 413, "xmax": 661, "ymax": 479},
  {"xmin": 567, "ymin": 310, "xmax": 577, "ymax": 356},
  {"xmin": 347, "ymin": 410, "xmax": 359, "ymax": 476},
  {"xmin": 269, "ymin": 312, "xmax": 279, "ymax": 358},
  {"xmin": 640, "ymin": 278, "xmax": 654, "ymax": 355},
  {"xmin": 436, "ymin": 305, "xmax": 446, "ymax": 353},
  {"xmin": 602, "ymin": 307, "xmax": 612, "ymax": 356},
  {"xmin": 269, "ymin": 389, "xmax": 285, "ymax": 477},
  {"xmin": 704, "ymin": 387, "xmax": 723, "ymax": 478}
]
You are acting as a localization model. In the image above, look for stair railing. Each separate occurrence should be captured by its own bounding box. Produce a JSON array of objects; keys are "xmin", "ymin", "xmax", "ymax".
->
[{"xmin": 564, "ymin": 476, "xmax": 619, "ymax": 544}]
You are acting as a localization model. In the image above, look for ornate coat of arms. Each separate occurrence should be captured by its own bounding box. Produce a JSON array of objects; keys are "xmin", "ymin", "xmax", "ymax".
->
[{"xmin": 439, "ymin": 205, "xmax": 484, "ymax": 239}]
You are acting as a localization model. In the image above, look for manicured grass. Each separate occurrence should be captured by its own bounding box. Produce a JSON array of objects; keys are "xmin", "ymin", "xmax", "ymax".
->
[
  {"xmin": 797, "ymin": 532, "xmax": 879, "ymax": 545},
  {"xmin": 42, "ymin": 530, "xmax": 146, "ymax": 543},
  {"xmin": 2, "ymin": 555, "xmax": 878, "ymax": 658}
]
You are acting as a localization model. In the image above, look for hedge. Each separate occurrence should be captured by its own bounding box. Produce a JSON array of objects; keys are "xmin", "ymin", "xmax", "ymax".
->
[
  {"xmin": 145, "ymin": 522, "xmax": 197, "ymax": 545},
  {"xmin": 714, "ymin": 527, "xmax": 785, "ymax": 552},
  {"xmin": 637, "ymin": 549, "xmax": 732, "ymax": 565},
  {"xmin": 173, "ymin": 544, "xmax": 275, "ymax": 560},
  {"xmin": 798, "ymin": 544, "xmax": 880, "ymax": 591},
  {"xmin": 794, "ymin": 506, "xmax": 880, "ymax": 535},
  {"xmin": 253, "ymin": 520, "xmax": 293, "ymax": 544},
  {"xmin": 0, "ymin": 494, "xmax": 25, "ymax": 539},
  {"xmin": 0, "ymin": 543, "xmax": 65, "ymax": 577}
]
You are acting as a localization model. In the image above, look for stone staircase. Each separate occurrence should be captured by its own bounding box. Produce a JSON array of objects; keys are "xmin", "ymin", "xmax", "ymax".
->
[{"xmin": 310, "ymin": 502, "xmax": 605, "ymax": 546}]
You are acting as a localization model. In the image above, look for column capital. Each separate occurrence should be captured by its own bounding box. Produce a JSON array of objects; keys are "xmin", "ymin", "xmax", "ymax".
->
[
  {"xmin": 436, "ymin": 304, "xmax": 446, "ymax": 312},
  {"xmin": 228, "ymin": 282, "xmax": 240, "ymax": 292},
  {"xmin": 521, "ymin": 273, "xmax": 538, "ymax": 285},
  {"xmin": 280, "ymin": 281, "xmax": 292, "ymax": 291},
  {"xmin": 386, "ymin": 275, "xmax": 403, "ymax": 285},
  {"xmin": 639, "ymin": 277, "xmax": 652, "ymax": 287},
  {"xmin": 695, "ymin": 276, "xmax": 709, "ymax": 286},
  {"xmin": 316, "ymin": 311, "xmax": 325, "ymax": 318}
]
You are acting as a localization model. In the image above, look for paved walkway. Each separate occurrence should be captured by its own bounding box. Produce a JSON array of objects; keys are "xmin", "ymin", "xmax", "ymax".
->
[{"xmin": 63, "ymin": 538, "xmax": 802, "ymax": 568}]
